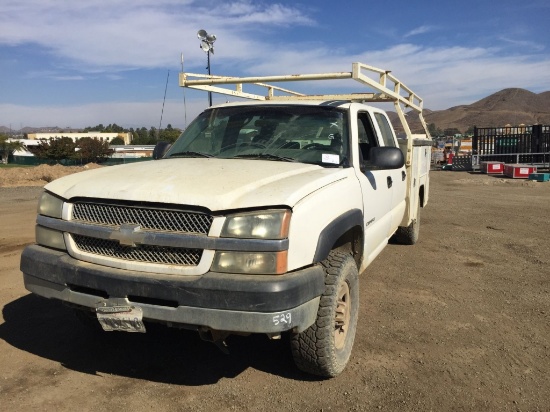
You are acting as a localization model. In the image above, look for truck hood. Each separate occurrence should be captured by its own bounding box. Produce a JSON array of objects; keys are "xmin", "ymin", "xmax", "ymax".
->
[{"xmin": 45, "ymin": 158, "xmax": 349, "ymax": 211}]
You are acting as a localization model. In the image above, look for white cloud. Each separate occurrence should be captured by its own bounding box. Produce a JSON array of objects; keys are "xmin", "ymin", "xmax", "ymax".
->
[
  {"xmin": 51, "ymin": 75, "xmax": 86, "ymax": 81},
  {"xmin": 1, "ymin": 0, "xmax": 549, "ymax": 128},
  {"xmin": 3, "ymin": 40, "xmax": 550, "ymax": 129},
  {"xmin": 216, "ymin": 2, "xmax": 313, "ymax": 25},
  {"xmin": 499, "ymin": 37, "xmax": 545, "ymax": 52},
  {"xmin": 232, "ymin": 43, "xmax": 550, "ymax": 109},
  {"xmin": 0, "ymin": 0, "xmax": 313, "ymax": 70},
  {"xmin": 404, "ymin": 25, "xmax": 435, "ymax": 38}
]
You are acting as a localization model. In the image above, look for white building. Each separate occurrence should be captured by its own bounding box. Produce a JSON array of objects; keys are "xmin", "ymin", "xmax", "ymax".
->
[
  {"xmin": 109, "ymin": 145, "xmax": 155, "ymax": 158},
  {"xmin": 27, "ymin": 131, "xmax": 132, "ymax": 145},
  {"xmin": 8, "ymin": 139, "xmax": 154, "ymax": 160},
  {"xmin": 8, "ymin": 138, "xmax": 40, "ymax": 157}
]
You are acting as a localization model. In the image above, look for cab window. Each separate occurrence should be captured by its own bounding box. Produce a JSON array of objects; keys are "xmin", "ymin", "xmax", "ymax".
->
[
  {"xmin": 357, "ymin": 112, "xmax": 379, "ymax": 161},
  {"xmin": 374, "ymin": 113, "xmax": 396, "ymax": 147}
]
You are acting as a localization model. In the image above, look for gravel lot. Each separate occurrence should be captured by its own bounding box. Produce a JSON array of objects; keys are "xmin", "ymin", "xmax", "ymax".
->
[{"xmin": 0, "ymin": 167, "xmax": 549, "ymax": 411}]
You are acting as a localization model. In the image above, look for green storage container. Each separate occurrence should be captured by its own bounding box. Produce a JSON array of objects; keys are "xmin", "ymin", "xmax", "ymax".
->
[{"xmin": 528, "ymin": 173, "xmax": 550, "ymax": 182}]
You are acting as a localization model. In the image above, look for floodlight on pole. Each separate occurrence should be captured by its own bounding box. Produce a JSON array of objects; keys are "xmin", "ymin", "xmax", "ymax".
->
[{"xmin": 197, "ymin": 29, "xmax": 216, "ymax": 107}]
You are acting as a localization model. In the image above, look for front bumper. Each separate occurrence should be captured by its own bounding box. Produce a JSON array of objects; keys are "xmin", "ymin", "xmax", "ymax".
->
[{"xmin": 20, "ymin": 245, "xmax": 325, "ymax": 334}]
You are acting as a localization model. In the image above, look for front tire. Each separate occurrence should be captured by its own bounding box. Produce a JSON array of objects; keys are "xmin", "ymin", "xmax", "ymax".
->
[{"xmin": 290, "ymin": 251, "xmax": 359, "ymax": 377}]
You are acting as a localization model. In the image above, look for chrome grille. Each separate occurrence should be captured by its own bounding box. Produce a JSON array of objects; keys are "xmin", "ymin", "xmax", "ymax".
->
[
  {"xmin": 72, "ymin": 234, "xmax": 202, "ymax": 266},
  {"xmin": 72, "ymin": 202, "xmax": 212, "ymax": 234}
]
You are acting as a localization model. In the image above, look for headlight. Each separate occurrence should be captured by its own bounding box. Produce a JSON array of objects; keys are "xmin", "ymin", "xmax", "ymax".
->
[
  {"xmin": 221, "ymin": 210, "xmax": 290, "ymax": 239},
  {"xmin": 212, "ymin": 251, "xmax": 287, "ymax": 275},
  {"xmin": 36, "ymin": 226, "xmax": 66, "ymax": 250},
  {"xmin": 215, "ymin": 209, "xmax": 291, "ymax": 274},
  {"xmin": 37, "ymin": 192, "xmax": 64, "ymax": 218}
]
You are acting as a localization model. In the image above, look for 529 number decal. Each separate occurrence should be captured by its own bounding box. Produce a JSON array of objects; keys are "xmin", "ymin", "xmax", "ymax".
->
[{"xmin": 272, "ymin": 312, "xmax": 292, "ymax": 326}]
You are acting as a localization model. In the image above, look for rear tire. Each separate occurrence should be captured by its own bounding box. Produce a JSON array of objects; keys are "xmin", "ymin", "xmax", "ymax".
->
[
  {"xmin": 394, "ymin": 197, "xmax": 421, "ymax": 245},
  {"xmin": 290, "ymin": 251, "xmax": 359, "ymax": 377}
]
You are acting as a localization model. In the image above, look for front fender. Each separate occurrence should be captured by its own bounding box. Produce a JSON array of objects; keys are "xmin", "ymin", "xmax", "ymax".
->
[{"xmin": 313, "ymin": 209, "xmax": 363, "ymax": 263}]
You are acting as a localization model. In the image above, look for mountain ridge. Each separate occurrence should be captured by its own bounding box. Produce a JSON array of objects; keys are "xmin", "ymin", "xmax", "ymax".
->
[
  {"xmin": 401, "ymin": 88, "xmax": 550, "ymax": 133},
  {"xmin": 3, "ymin": 88, "xmax": 550, "ymax": 135}
]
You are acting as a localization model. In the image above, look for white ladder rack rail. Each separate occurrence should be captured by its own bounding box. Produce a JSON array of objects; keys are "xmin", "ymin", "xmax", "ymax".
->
[{"xmin": 179, "ymin": 61, "xmax": 431, "ymax": 149}]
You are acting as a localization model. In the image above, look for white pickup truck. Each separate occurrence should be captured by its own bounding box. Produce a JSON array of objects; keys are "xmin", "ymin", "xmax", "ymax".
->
[{"xmin": 20, "ymin": 62, "xmax": 431, "ymax": 377}]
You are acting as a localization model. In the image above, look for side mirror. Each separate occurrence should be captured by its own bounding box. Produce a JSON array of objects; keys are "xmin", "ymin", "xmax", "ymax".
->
[
  {"xmin": 153, "ymin": 141, "xmax": 172, "ymax": 160},
  {"xmin": 368, "ymin": 147, "xmax": 405, "ymax": 169}
]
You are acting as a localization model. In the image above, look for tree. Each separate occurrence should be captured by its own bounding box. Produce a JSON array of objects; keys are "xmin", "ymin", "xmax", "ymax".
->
[
  {"xmin": 104, "ymin": 123, "xmax": 124, "ymax": 133},
  {"xmin": 31, "ymin": 137, "xmax": 76, "ymax": 164},
  {"xmin": 444, "ymin": 127, "xmax": 461, "ymax": 137},
  {"xmin": 148, "ymin": 127, "xmax": 158, "ymax": 140},
  {"xmin": 0, "ymin": 134, "xmax": 24, "ymax": 164},
  {"xmin": 427, "ymin": 123, "xmax": 443, "ymax": 137},
  {"xmin": 76, "ymin": 137, "xmax": 112, "ymax": 163},
  {"xmin": 159, "ymin": 124, "xmax": 182, "ymax": 143},
  {"xmin": 137, "ymin": 127, "xmax": 148, "ymax": 140},
  {"xmin": 84, "ymin": 123, "xmax": 128, "ymax": 133},
  {"xmin": 110, "ymin": 137, "xmax": 125, "ymax": 145},
  {"xmin": 131, "ymin": 127, "xmax": 156, "ymax": 145},
  {"xmin": 83, "ymin": 124, "xmax": 105, "ymax": 132}
]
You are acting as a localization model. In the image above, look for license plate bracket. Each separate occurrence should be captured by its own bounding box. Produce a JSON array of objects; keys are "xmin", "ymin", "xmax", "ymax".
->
[{"xmin": 96, "ymin": 305, "xmax": 146, "ymax": 333}]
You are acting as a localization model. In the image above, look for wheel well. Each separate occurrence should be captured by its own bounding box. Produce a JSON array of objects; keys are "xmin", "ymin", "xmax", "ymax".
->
[
  {"xmin": 331, "ymin": 227, "xmax": 363, "ymax": 267},
  {"xmin": 313, "ymin": 209, "xmax": 363, "ymax": 266}
]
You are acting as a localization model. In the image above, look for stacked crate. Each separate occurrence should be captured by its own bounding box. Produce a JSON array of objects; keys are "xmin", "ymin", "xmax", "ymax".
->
[
  {"xmin": 503, "ymin": 164, "xmax": 537, "ymax": 179},
  {"xmin": 480, "ymin": 161, "xmax": 504, "ymax": 174}
]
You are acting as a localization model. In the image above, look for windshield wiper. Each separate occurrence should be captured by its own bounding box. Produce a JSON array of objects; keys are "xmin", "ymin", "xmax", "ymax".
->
[
  {"xmin": 169, "ymin": 151, "xmax": 214, "ymax": 158},
  {"xmin": 232, "ymin": 153, "xmax": 297, "ymax": 162}
]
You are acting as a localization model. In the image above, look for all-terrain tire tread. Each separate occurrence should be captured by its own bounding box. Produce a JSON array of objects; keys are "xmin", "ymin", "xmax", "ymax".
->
[{"xmin": 290, "ymin": 251, "xmax": 358, "ymax": 377}]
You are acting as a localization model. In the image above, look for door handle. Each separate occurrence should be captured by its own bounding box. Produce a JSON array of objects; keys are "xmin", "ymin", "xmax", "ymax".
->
[
  {"xmin": 387, "ymin": 176, "xmax": 393, "ymax": 188},
  {"xmin": 402, "ymin": 171, "xmax": 406, "ymax": 181}
]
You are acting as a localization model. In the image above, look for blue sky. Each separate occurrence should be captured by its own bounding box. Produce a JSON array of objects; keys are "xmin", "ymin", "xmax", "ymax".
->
[{"xmin": 1, "ymin": 0, "xmax": 549, "ymax": 130}]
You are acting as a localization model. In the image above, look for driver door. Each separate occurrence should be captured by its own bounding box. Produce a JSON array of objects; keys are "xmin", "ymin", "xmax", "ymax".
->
[{"xmin": 354, "ymin": 111, "xmax": 393, "ymax": 264}]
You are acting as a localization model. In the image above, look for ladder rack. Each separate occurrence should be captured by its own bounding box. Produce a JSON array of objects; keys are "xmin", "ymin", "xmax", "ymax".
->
[{"xmin": 179, "ymin": 62, "xmax": 430, "ymax": 139}]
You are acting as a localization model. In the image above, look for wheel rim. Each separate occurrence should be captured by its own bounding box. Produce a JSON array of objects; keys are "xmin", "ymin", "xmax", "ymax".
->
[{"xmin": 334, "ymin": 280, "xmax": 351, "ymax": 349}]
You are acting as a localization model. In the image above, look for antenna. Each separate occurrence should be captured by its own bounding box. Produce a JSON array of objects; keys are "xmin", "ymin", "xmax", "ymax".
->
[
  {"xmin": 181, "ymin": 53, "xmax": 187, "ymax": 129},
  {"xmin": 158, "ymin": 70, "xmax": 170, "ymax": 138}
]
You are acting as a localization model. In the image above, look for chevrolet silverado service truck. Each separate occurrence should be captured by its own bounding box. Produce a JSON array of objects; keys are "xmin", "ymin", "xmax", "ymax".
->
[{"xmin": 20, "ymin": 62, "xmax": 431, "ymax": 377}]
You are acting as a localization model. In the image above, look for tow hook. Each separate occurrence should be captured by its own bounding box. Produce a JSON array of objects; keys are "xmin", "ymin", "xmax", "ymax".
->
[{"xmin": 198, "ymin": 327, "xmax": 230, "ymax": 354}]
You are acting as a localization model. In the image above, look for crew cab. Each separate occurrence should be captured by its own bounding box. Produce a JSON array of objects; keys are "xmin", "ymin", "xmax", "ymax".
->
[{"xmin": 20, "ymin": 62, "xmax": 431, "ymax": 377}]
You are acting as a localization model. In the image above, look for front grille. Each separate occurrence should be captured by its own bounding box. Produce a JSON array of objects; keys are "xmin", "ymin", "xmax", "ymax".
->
[
  {"xmin": 72, "ymin": 202, "xmax": 213, "ymax": 234},
  {"xmin": 72, "ymin": 234, "xmax": 202, "ymax": 266}
]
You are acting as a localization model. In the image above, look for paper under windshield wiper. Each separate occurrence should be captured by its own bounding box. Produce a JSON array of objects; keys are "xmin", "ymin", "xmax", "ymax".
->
[
  {"xmin": 232, "ymin": 153, "xmax": 296, "ymax": 162},
  {"xmin": 169, "ymin": 151, "xmax": 214, "ymax": 158}
]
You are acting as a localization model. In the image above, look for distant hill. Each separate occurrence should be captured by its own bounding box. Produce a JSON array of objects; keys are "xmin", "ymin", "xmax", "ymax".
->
[
  {"xmin": 3, "ymin": 87, "xmax": 550, "ymax": 136},
  {"xmin": 20, "ymin": 126, "xmax": 81, "ymax": 134},
  {"xmin": 0, "ymin": 126, "xmax": 80, "ymax": 135},
  {"xmin": 390, "ymin": 88, "xmax": 550, "ymax": 134}
]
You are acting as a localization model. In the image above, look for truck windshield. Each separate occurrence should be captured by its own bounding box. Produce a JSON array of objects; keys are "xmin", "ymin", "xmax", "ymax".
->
[{"xmin": 165, "ymin": 105, "xmax": 349, "ymax": 167}]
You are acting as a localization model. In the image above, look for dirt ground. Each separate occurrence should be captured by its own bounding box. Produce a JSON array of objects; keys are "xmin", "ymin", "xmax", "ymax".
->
[
  {"xmin": 0, "ymin": 166, "xmax": 549, "ymax": 411},
  {"xmin": 0, "ymin": 163, "xmax": 103, "ymax": 187}
]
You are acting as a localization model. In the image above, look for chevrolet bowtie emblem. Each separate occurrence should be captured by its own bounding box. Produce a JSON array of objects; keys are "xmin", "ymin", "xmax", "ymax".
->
[{"xmin": 110, "ymin": 224, "xmax": 144, "ymax": 247}]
